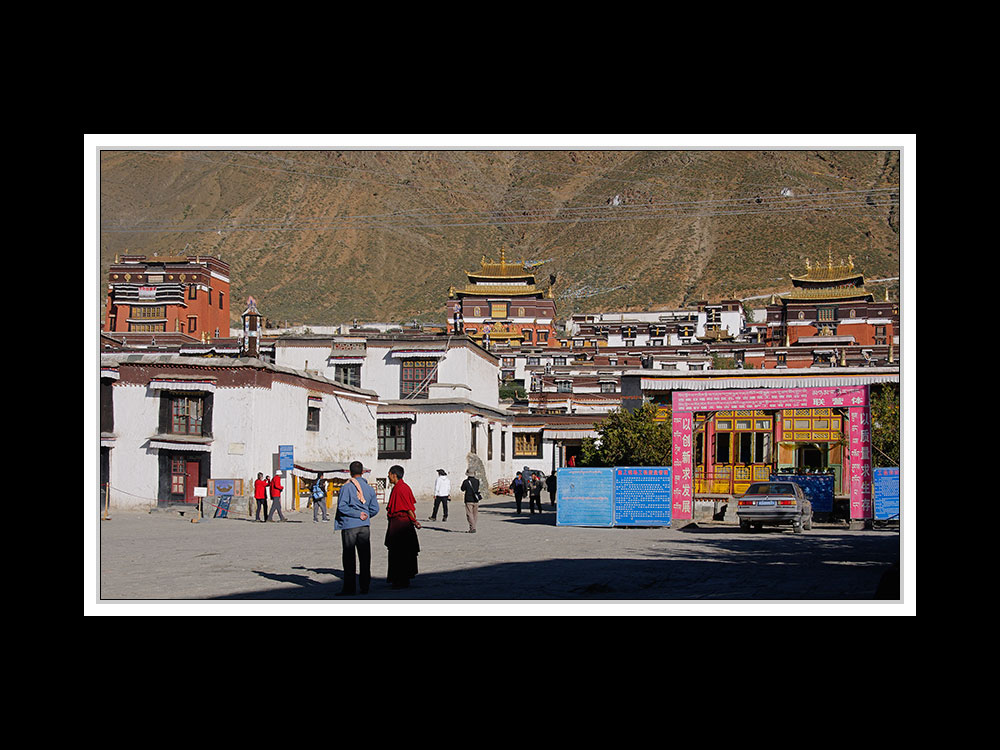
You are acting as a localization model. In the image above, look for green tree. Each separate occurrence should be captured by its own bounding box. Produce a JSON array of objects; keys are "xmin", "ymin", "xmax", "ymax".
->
[
  {"xmin": 870, "ymin": 383, "xmax": 901, "ymax": 467},
  {"xmin": 580, "ymin": 402, "xmax": 672, "ymax": 467}
]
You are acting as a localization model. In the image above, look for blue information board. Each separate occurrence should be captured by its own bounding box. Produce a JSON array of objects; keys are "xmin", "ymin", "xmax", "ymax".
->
[
  {"xmin": 279, "ymin": 445, "xmax": 294, "ymax": 471},
  {"xmin": 771, "ymin": 474, "xmax": 834, "ymax": 513},
  {"xmin": 613, "ymin": 467, "xmax": 672, "ymax": 526},
  {"xmin": 556, "ymin": 468, "xmax": 614, "ymax": 526},
  {"xmin": 873, "ymin": 468, "xmax": 900, "ymax": 521}
]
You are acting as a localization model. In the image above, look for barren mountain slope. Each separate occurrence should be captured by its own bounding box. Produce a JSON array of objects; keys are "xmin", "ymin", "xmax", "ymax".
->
[{"xmin": 98, "ymin": 149, "xmax": 901, "ymax": 327}]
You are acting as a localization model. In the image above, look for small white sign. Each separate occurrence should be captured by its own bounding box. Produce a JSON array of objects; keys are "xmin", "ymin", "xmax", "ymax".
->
[{"xmin": 193, "ymin": 487, "xmax": 208, "ymax": 497}]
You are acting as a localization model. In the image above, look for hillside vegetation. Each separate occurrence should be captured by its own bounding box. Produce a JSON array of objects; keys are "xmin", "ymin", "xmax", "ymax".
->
[{"xmin": 98, "ymin": 149, "xmax": 901, "ymax": 328}]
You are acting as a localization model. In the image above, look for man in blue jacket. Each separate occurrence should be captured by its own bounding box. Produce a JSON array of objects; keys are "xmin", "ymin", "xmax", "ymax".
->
[{"xmin": 335, "ymin": 461, "xmax": 380, "ymax": 596}]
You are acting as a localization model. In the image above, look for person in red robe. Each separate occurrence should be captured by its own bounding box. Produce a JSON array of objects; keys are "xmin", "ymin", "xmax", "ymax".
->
[{"xmin": 385, "ymin": 465, "xmax": 420, "ymax": 589}]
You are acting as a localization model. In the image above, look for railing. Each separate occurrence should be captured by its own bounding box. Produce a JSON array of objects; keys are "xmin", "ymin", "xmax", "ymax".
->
[{"xmin": 694, "ymin": 465, "xmax": 774, "ymax": 495}]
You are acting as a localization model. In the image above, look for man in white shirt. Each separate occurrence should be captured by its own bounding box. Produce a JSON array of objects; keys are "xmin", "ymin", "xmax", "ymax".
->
[{"xmin": 429, "ymin": 469, "xmax": 451, "ymax": 522}]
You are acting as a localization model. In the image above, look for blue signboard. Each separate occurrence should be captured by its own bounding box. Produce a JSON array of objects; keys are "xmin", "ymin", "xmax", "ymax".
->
[
  {"xmin": 614, "ymin": 467, "xmax": 672, "ymax": 526},
  {"xmin": 771, "ymin": 474, "xmax": 834, "ymax": 513},
  {"xmin": 279, "ymin": 445, "xmax": 294, "ymax": 472},
  {"xmin": 211, "ymin": 479, "xmax": 237, "ymax": 518},
  {"xmin": 556, "ymin": 468, "xmax": 614, "ymax": 527},
  {"xmin": 873, "ymin": 467, "xmax": 900, "ymax": 521}
]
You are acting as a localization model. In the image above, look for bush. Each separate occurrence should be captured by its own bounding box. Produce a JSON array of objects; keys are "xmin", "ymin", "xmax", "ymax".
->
[{"xmin": 580, "ymin": 402, "xmax": 672, "ymax": 467}]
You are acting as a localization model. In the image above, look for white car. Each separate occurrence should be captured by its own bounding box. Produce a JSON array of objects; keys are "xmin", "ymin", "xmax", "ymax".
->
[{"xmin": 736, "ymin": 481, "xmax": 813, "ymax": 533}]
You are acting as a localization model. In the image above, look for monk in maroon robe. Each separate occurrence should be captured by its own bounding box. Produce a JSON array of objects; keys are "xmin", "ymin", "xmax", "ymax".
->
[{"xmin": 385, "ymin": 465, "xmax": 420, "ymax": 589}]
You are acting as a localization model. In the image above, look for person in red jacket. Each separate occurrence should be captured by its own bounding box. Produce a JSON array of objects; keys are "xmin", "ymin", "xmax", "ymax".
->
[
  {"xmin": 254, "ymin": 473, "xmax": 269, "ymax": 522},
  {"xmin": 267, "ymin": 470, "xmax": 287, "ymax": 522}
]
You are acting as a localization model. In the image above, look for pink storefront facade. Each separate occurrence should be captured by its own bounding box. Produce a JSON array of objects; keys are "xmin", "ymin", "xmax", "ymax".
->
[{"xmin": 626, "ymin": 368, "xmax": 899, "ymax": 523}]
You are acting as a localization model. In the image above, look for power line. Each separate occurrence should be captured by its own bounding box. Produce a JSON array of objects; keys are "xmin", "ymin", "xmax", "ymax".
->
[{"xmin": 102, "ymin": 189, "xmax": 898, "ymax": 233}]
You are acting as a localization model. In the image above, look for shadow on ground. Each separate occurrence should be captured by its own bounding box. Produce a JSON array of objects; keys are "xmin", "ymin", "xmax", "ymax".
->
[{"xmin": 211, "ymin": 531, "xmax": 898, "ymax": 602}]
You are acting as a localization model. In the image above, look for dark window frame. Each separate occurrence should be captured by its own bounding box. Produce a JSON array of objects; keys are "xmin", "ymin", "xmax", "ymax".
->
[{"xmin": 378, "ymin": 419, "xmax": 412, "ymax": 459}]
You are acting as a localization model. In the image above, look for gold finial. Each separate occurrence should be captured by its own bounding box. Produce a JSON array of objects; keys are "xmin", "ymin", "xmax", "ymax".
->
[
  {"xmin": 847, "ymin": 254, "xmax": 854, "ymax": 271},
  {"xmin": 827, "ymin": 246, "xmax": 833, "ymax": 270},
  {"xmin": 805, "ymin": 258, "xmax": 811, "ymax": 272},
  {"xmin": 500, "ymin": 247, "xmax": 507, "ymax": 265}
]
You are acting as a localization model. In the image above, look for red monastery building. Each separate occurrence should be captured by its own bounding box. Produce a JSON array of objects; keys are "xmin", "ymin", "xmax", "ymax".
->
[
  {"xmin": 747, "ymin": 253, "xmax": 898, "ymax": 369},
  {"xmin": 446, "ymin": 248, "xmax": 557, "ymax": 349},
  {"xmin": 104, "ymin": 253, "xmax": 231, "ymax": 340}
]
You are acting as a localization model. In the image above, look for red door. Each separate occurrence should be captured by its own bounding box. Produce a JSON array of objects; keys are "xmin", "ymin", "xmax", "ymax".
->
[
  {"xmin": 184, "ymin": 460, "xmax": 200, "ymax": 504},
  {"xmin": 171, "ymin": 457, "xmax": 200, "ymax": 504}
]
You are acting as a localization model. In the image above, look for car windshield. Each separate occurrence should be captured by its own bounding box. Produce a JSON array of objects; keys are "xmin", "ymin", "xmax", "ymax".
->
[{"xmin": 746, "ymin": 483, "xmax": 795, "ymax": 495}]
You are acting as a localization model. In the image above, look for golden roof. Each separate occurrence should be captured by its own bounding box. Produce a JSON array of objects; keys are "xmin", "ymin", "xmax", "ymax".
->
[
  {"xmin": 789, "ymin": 252, "xmax": 865, "ymax": 284},
  {"xmin": 781, "ymin": 286, "xmax": 874, "ymax": 301},
  {"xmin": 451, "ymin": 284, "xmax": 544, "ymax": 297},
  {"xmin": 466, "ymin": 247, "xmax": 536, "ymax": 281}
]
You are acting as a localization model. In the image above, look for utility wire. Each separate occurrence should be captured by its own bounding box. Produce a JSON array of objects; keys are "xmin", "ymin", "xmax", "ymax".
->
[{"xmin": 102, "ymin": 189, "xmax": 898, "ymax": 233}]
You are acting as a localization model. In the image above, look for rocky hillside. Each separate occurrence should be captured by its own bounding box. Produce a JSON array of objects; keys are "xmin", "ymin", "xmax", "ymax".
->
[{"xmin": 98, "ymin": 149, "xmax": 901, "ymax": 328}]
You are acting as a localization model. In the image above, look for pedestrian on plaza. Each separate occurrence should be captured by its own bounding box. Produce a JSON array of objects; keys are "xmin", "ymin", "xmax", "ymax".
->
[
  {"xmin": 385, "ymin": 465, "xmax": 420, "ymax": 589},
  {"xmin": 528, "ymin": 472, "xmax": 543, "ymax": 514},
  {"xmin": 429, "ymin": 469, "xmax": 450, "ymax": 522},
  {"xmin": 461, "ymin": 469, "xmax": 482, "ymax": 533},
  {"xmin": 267, "ymin": 470, "xmax": 288, "ymax": 522},
  {"xmin": 334, "ymin": 461, "xmax": 380, "ymax": 596},
  {"xmin": 312, "ymin": 477, "xmax": 329, "ymax": 523},
  {"xmin": 546, "ymin": 471, "xmax": 557, "ymax": 506},
  {"xmin": 512, "ymin": 471, "xmax": 524, "ymax": 514},
  {"xmin": 254, "ymin": 472, "xmax": 269, "ymax": 522}
]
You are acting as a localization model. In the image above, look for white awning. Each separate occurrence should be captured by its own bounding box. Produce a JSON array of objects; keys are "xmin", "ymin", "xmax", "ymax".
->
[
  {"xmin": 328, "ymin": 357, "xmax": 365, "ymax": 365},
  {"xmin": 379, "ymin": 412, "xmax": 417, "ymax": 421},
  {"xmin": 391, "ymin": 349, "xmax": 447, "ymax": 359},
  {"xmin": 149, "ymin": 378, "xmax": 217, "ymax": 393},
  {"xmin": 544, "ymin": 429, "xmax": 599, "ymax": 439},
  {"xmin": 149, "ymin": 439, "xmax": 213, "ymax": 452}
]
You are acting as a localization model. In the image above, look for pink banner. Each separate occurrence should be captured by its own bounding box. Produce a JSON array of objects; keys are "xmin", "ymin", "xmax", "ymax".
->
[
  {"xmin": 671, "ymin": 412, "xmax": 694, "ymax": 519},
  {"xmin": 673, "ymin": 386, "xmax": 868, "ymax": 413},
  {"xmin": 848, "ymin": 405, "xmax": 873, "ymax": 519},
  {"xmin": 670, "ymin": 386, "xmax": 871, "ymax": 518}
]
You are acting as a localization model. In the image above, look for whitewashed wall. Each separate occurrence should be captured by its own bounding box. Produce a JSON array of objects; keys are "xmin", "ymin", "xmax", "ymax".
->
[{"xmin": 106, "ymin": 371, "xmax": 375, "ymax": 511}]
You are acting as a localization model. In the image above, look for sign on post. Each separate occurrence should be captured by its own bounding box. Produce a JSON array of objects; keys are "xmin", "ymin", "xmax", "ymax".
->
[
  {"xmin": 279, "ymin": 445, "xmax": 294, "ymax": 472},
  {"xmin": 556, "ymin": 468, "xmax": 614, "ymax": 527},
  {"xmin": 614, "ymin": 468, "xmax": 672, "ymax": 526},
  {"xmin": 556, "ymin": 467, "xmax": 672, "ymax": 527},
  {"xmin": 873, "ymin": 467, "xmax": 900, "ymax": 521}
]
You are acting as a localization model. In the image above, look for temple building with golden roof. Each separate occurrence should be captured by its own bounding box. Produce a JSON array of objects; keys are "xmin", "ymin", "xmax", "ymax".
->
[
  {"xmin": 759, "ymin": 252, "xmax": 897, "ymax": 362},
  {"xmin": 447, "ymin": 248, "xmax": 557, "ymax": 350}
]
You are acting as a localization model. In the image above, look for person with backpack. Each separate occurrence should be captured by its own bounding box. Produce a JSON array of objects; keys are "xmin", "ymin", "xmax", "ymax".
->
[
  {"xmin": 312, "ymin": 477, "xmax": 329, "ymax": 523},
  {"xmin": 528, "ymin": 472, "xmax": 543, "ymax": 514},
  {"xmin": 461, "ymin": 469, "xmax": 482, "ymax": 533}
]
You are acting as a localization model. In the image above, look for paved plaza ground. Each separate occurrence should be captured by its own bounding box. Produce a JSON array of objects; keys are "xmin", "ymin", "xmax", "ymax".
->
[{"xmin": 90, "ymin": 495, "xmax": 907, "ymax": 614}]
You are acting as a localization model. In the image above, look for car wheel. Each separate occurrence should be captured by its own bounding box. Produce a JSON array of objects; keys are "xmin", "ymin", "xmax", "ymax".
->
[
  {"xmin": 739, "ymin": 519, "xmax": 750, "ymax": 531},
  {"xmin": 803, "ymin": 512, "xmax": 813, "ymax": 531},
  {"xmin": 793, "ymin": 518, "xmax": 803, "ymax": 534}
]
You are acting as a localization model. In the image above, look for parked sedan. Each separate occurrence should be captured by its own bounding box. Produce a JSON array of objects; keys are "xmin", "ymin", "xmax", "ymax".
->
[{"xmin": 736, "ymin": 481, "xmax": 813, "ymax": 533}]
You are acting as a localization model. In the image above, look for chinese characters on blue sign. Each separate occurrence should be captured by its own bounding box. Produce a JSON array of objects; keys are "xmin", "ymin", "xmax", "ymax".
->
[
  {"xmin": 873, "ymin": 468, "xmax": 900, "ymax": 520},
  {"xmin": 556, "ymin": 467, "xmax": 671, "ymax": 527},
  {"xmin": 613, "ymin": 468, "xmax": 672, "ymax": 526}
]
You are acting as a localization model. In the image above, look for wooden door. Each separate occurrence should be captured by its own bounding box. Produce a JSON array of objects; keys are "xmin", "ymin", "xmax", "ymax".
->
[{"xmin": 184, "ymin": 460, "xmax": 200, "ymax": 504}]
